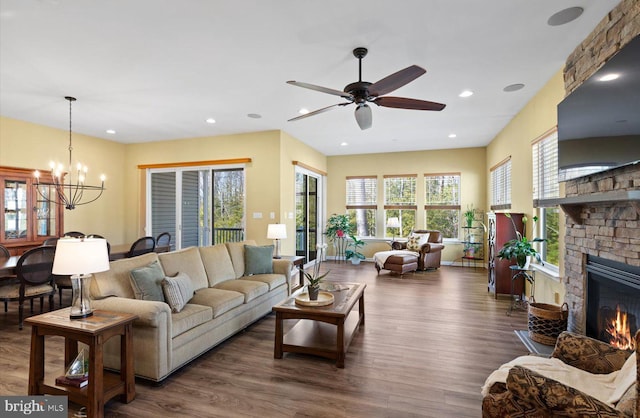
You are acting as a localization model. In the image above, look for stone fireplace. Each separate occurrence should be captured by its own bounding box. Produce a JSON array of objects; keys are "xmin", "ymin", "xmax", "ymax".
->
[{"xmin": 561, "ymin": 0, "xmax": 640, "ymax": 337}]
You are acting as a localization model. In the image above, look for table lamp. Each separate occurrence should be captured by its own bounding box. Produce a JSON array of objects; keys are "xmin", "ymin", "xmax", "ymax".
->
[
  {"xmin": 52, "ymin": 237, "xmax": 110, "ymax": 319},
  {"xmin": 386, "ymin": 217, "xmax": 401, "ymax": 241},
  {"xmin": 267, "ymin": 224, "xmax": 287, "ymax": 259}
]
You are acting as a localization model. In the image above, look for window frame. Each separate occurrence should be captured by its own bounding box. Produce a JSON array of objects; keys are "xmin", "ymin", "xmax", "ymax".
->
[
  {"xmin": 345, "ymin": 175, "xmax": 377, "ymax": 238},
  {"xmin": 424, "ymin": 173, "xmax": 461, "ymax": 239},
  {"xmin": 383, "ymin": 175, "xmax": 417, "ymax": 238}
]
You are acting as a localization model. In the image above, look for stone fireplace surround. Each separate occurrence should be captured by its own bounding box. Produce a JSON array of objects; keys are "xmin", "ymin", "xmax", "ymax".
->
[{"xmin": 559, "ymin": 0, "xmax": 639, "ymax": 335}]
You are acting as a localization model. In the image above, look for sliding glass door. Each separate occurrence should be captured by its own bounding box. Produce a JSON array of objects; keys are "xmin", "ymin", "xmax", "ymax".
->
[
  {"xmin": 148, "ymin": 166, "xmax": 244, "ymax": 249},
  {"xmin": 295, "ymin": 168, "xmax": 324, "ymax": 265}
]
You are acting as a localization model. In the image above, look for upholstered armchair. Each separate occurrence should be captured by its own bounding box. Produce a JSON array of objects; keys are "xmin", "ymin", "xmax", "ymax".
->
[
  {"xmin": 391, "ymin": 230, "xmax": 445, "ymax": 270},
  {"xmin": 482, "ymin": 331, "xmax": 640, "ymax": 418}
]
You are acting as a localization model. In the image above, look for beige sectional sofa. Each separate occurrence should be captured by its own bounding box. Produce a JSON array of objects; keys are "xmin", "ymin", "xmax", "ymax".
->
[{"xmin": 89, "ymin": 240, "xmax": 291, "ymax": 382}]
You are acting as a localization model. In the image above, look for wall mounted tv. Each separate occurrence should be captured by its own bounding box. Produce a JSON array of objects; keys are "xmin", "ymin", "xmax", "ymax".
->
[{"xmin": 557, "ymin": 34, "xmax": 640, "ymax": 182}]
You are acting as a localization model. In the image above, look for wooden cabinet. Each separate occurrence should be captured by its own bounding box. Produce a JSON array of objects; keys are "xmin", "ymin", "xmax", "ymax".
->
[
  {"xmin": 1, "ymin": 166, "xmax": 64, "ymax": 255},
  {"xmin": 487, "ymin": 212, "xmax": 524, "ymax": 297}
]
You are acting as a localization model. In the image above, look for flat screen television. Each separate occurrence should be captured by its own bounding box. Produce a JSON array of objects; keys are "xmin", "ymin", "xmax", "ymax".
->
[{"xmin": 557, "ymin": 34, "xmax": 640, "ymax": 182}]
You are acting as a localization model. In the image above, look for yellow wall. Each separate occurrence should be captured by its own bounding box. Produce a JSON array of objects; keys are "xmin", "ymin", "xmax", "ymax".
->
[
  {"xmin": 485, "ymin": 69, "xmax": 567, "ymax": 304},
  {"xmin": 0, "ymin": 116, "xmax": 128, "ymax": 244},
  {"xmin": 326, "ymin": 147, "xmax": 486, "ymax": 262}
]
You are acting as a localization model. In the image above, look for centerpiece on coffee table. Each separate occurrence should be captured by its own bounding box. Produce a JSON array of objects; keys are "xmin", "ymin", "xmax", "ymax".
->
[{"xmin": 295, "ymin": 244, "xmax": 334, "ymax": 306}]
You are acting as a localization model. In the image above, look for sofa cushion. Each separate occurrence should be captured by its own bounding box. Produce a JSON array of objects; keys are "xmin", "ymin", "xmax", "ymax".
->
[
  {"xmin": 158, "ymin": 247, "xmax": 208, "ymax": 291},
  {"xmin": 91, "ymin": 252, "xmax": 159, "ymax": 299},
  {"xmin": 407, "ymin": 233, "xmax": 429, "ymax": 251},
  {"xmin": 170, "ymin": 303, "xmax": 213, "ymax": 338},
  {"xmin": 199, "ymin": 244, "xmax": 236, "ymax": 286},
  {"xmin": 238, "ymin": 274, "xmax": 286, "ymax": 291},
  {"xmin": 214, "ymin": 279, "xmax": 269, "ymax": 303},
  {"xmin": 129, "ymin": 260, "xmax": 166, "ymax": 302},
  {"xmin": 244, "ymin": 245, "xmax": 274, "ymax": 275},
  {"xmin": 162, "ymin": 272, "xmax": 195, "ymax": 313},
  {"xmin": 225, "ymin": 240, "xmax": 257, "ymax": 278},
  {"xmin": 189, "ymin": 287, "xmax": 244, "ymax": 318}
]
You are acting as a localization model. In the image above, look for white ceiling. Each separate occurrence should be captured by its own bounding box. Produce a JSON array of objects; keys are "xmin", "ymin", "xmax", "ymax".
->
[{"xmin": 0, "ymin": 0, "xmax": 620, "ymax": 156}]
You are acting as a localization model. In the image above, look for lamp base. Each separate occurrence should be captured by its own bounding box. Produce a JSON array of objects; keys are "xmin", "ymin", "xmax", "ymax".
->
[
  {"xmin": 69, "ymin": 273, "xmax": 94, "ymax": 320},
  {"xmin": 70, "ymin": 310, "xmax": 93, "ymax": 319}
]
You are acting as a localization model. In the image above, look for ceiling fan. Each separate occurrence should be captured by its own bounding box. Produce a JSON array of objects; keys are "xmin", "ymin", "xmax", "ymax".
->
[{"xmin": 287, "ymin": 47, "xmax": 446, "ymax": 130}]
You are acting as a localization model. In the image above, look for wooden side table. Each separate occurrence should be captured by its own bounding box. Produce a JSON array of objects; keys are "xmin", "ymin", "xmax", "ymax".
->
[{"xmin": 25, "ymin": 308, "xmax": 138, "ymax": 418}]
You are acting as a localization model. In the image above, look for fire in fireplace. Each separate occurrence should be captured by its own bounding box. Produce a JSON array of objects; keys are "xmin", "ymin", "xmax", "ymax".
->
[{"xmin": 586, "ymin": 255, "xmax": 640, "ymax": 349}]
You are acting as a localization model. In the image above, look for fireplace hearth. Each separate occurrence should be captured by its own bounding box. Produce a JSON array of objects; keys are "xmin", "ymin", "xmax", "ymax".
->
[{"xmin": 586, "ymin": 255, "xmax": 640, "ymax": 350}]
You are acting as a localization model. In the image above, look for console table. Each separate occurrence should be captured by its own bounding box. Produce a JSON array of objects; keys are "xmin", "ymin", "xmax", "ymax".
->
[{"xmin": 26, "ymin": 309, "xmax": 138, "ymax": 418}]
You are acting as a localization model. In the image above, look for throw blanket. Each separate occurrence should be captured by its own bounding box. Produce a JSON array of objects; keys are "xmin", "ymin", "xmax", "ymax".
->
[
  {"xmin": 481, "ymin": 352, "xmax": 637, "ymax": 406},
  {"xmin": 374, "ymin": 250, "xmax": 419, "ymax": 269}
]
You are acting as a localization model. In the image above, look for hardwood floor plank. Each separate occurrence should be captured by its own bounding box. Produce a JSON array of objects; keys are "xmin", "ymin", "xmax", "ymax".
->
[{"xmin": 0, "ymin": 263, "xmax": 530, "ymax": 417}]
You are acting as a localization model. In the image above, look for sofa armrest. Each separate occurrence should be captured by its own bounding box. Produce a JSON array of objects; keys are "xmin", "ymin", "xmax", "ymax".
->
[
  {"xmin": 92, "ymin": 296, "xmax": 171, "ymax": 329},
  {"xmin": 272, "ymin": 258, "xmax": 293, "ymax": 277},
  {"xmin": 552, "ymin": 331, "xmax": 631, "ymax": 374},
  {"xmin": 506, "ymin": 365, "xmax": 623, "ymax": 416}
]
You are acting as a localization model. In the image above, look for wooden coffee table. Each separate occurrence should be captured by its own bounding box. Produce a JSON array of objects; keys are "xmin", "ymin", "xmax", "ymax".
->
[
  {"xmin": 273, "ymin": 282, "xmax": 366, "ymax": 368},
  {"xmin": 25, "ymin": 308, "xmax": 138, "ymax": 418}
]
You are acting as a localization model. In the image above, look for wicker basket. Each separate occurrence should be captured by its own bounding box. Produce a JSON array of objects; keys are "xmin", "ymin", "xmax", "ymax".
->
[{"xmin": 528, "ymin": 301, "xmax": 569, "ymax": 346}]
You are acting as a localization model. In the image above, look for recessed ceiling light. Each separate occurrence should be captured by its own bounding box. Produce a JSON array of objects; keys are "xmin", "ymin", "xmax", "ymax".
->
[
  {"xmin": 247, "ymin": 113, "xmax": 262, "ymax": 119},
  {"xmin": 299, "ymin": 108, "xmax": 309, "ymax": 115},
  {"xmin": 106, "ymin": 129, "xmax": 116, "ymax": 134},
  {"xmin": 205, "ymin": 118, "xmax": 216, "ymax": 124},
  {"xmin": 340, "ymin": 142, "xmax": 348, "ymax": 146},
  {"xmin": 448, "ymin": 133, "xmax": 457, "ymax": 138},
  {"xmin": 503, "ymin": 83, "xmax": 525, "ymax": 92},
  {"xmin": 547, "ymin": 7, "xmax": 584, "ymax": 26},
  {"xmin": 459, "ymin": 90, "xmax": 473, "ymax": 98},
  {"xmin": 599, "ymin": 73, "xmax": 619, "ymax": 82}
]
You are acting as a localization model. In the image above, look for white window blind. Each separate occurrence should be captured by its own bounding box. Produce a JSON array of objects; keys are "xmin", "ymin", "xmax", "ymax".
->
[
  {"xmin": 346, "ymin": 176, "xmax": 377, "ymax": 208},
  {"xmin": 532, "ymin": 130, "xmax": 559, "ymax": 205},
  {"xmin": 490, "ymin": 158, "xmax": 511, "ymax": 210},
  {"xmin": 384, "ymin": 175, "xmax": 417, "ymax": 208}
]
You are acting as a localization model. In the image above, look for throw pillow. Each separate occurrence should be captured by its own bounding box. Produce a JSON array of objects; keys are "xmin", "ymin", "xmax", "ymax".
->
[
  {"xmin": 244, "ymin": 245, "xmax": 274, "ymax": 275},
  {"xmin": 129, "ymin": 260, "xmax": 166, "ymax": 302},
  {"xmin": 162, "ymin": 272, "xmax": 194, "ymax": 313},
  {"xmin": 407, "ymin": 233, "xmax": 430, "ymax": 251}
]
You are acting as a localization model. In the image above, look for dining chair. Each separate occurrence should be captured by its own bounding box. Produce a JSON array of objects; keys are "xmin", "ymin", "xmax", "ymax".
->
[
  {"xmin": 64, "ymin": 231, "xmax": 85, "ymax": 238},
  {"xmin": 0, "ymin": 246, "xmax": 56, "ymax": 329},
  {"xmin": 1, "ymin": 244, "xmax": 18, "ymax": 312},
  {"xmin": 43, "ymin": 237, "xmax": 60, "ymax": 246},
  {"xmin": 155, "ymin": 232, "xmax": 171, "ymax": 253},
  {"xmin": 127, "ymin": 236, "xmax": 156, "ymax": 258}
]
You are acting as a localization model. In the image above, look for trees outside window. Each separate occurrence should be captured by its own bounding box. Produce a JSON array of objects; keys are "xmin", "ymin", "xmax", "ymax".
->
[
  {"xmin": 384, "ymin": 175, "xmax": 416, "ymax": 237},
  {"xmin": 346, "ymin": 176, "xmax": 376, "ymax": 237},
  {"xmin": 424, "ymin": 174, "xmax": 460, "ymax": 239}
]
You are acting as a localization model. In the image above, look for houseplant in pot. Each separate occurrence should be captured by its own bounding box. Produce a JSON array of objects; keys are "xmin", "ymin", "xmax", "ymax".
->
[
  {"xmin": 496, "ymin": 213, "xmax": 545, "ymax": 269},
  {"xmin": 324, "ymin": 213, "xmax": 353, "ymax": 261},
  {"xmin": 303, "ymin": 244, "xmax": 330, "ymax": 300},
  {"xmin": 463, "ymin": 204, "xmax": 475, "ymax": 228},
  {"xmin": 345, "ymin": 235, "xmax": 366, "ymax": 265}
]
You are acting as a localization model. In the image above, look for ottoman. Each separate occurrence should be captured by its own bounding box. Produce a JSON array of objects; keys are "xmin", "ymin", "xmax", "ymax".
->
[{"xmin": 374, "ymin": 253, "xmax": 418, "ymax": 276}]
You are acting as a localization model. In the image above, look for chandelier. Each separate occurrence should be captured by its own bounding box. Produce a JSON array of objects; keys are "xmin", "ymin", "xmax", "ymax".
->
[{"xmin": 34, "ymin": 96, "xmax": 105, "ymax": 210}]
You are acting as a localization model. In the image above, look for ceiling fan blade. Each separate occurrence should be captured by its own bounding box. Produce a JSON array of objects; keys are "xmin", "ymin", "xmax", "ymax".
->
[
  {"xmin": 355, "ymin": 104, "xmax": 372, "ymax": 130},
  {"xmin": 288, "ymin": 103, "xmax": 349, "ymax": 122},
  {"xmin": 375, "ymin": 96, "xmax": 446, "ymax": 111},
  {"xmin": 368, "ymin": 65, "xmax": 426, "ymax": 96},
  {"xmin": 287, "ymin": 81, "xmax": 353, "ymax": 100}
]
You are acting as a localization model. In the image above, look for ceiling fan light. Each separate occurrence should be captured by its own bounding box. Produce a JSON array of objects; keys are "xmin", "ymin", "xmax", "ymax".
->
[{"xmin": 355, "ymin": 104, "xmax": 372, "ymax": 130}]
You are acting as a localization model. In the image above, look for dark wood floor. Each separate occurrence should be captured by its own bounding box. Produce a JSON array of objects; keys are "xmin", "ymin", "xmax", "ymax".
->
[{"xmin": 0, "ymin": 263, "xmax": 529, "ymax": 417}]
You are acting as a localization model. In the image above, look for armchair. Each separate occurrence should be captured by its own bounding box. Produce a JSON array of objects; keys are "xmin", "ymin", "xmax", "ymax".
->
[
  {"xmin": 482, "ymin": 331, "xmax": 639, "ymax": 417},
  {"xmin": 391, "ymin": 230, "xmax": 445, "ymax": 270}
]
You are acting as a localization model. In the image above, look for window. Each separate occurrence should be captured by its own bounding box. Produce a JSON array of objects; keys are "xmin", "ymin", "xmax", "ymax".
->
[
  {"xmin": 212, "ymin": 168, "xmax": 245, "ymax": 244},
  {"xmin": 532, "ymin": 129, "xmax": 560, "ymax": 267},
  {"xmin": 346, "ymin": 176, "xmax": 376, "ymax": 237},
  {"xmin": 490, "ymin": 157, "xmax": 511, "ymax": 210},
  {"xmin": 384, "ymin": 175, "xmax": 416, "ymax": 237},
  {"xmin": 424, "ymin": 173, "xmax": 460, "ymax": 239}
]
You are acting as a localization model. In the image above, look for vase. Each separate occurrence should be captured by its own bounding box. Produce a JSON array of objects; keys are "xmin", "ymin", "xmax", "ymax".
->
[
  {"xmin": 308, "ymin": 285, "xmax": 320, "ymax": 301},
  {"xmin": 516, "ymin": 254, "xmax": 531, "ymax": 269}
]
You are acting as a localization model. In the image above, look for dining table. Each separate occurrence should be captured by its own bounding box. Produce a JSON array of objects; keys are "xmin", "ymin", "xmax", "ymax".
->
[
  {"xmin": 0, "ymin": 255, "xmax": 19, "ymax": 276},
  {"xmin": 109, "ymin": 244, "xmax": 131, "ymax": 261}
]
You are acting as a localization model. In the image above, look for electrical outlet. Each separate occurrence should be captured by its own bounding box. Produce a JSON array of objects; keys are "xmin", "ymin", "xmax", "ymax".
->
[
  {"xmin": 554, "ymin": 292, "xmax": 560, "ymax": 304},
  {"xmin": 269, "ymin": 212, "xmax": 275, "ymax": 219}
]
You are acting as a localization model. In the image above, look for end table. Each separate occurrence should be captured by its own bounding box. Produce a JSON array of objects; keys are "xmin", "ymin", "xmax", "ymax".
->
[{"xmin": 25, "ymin": 308, "xmax": 138, "ymax": 418}]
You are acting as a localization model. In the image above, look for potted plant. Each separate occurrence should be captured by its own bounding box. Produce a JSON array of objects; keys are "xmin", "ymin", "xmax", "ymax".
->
[
  {"xmin": 345, "ymin": 235, "xmax": 366, "ymax": 265},
  {"xmin": 496, "ymin": 213, "xmax": 546, "ymax": 269},
  {"xmin": 463, "ymin": 204, "xmax": 475, "ymax": 228},
  {"xmin": 324, "ymin": 213, "xmax": 352, "ymax": 241},
  {"xmin": 303, "ymin": 244, "xmax": 330, "ymax": 300}
]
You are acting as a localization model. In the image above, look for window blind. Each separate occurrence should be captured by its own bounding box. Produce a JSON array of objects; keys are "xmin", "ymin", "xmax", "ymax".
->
[
  {"xmin": 346, "ymin": 176, "xmax": 377, "ymax": 208},
  {"xmin": 532, "ymin": 130, "xmax": 559, "ymax": 206},
  {"xmin": 490, "ymin": 158, "xmax": 511, "ymax": 210}
]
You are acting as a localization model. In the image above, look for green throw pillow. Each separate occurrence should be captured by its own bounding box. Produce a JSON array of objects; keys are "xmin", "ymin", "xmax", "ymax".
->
[
  {"xmin": 129, "ymin": 260, "xmax": 166, "ymax": 302},
  {"xmin": 244, "ymin": 245, "xmax": 274, "ymax": 275}
]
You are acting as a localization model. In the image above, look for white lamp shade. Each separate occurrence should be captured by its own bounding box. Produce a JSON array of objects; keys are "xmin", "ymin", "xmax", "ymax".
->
[
  {"xmin": 52, "ymin": 238, "xmax": 110, "ymax": 275},
  {"xmin": 386, "ymin": 217, "xmax": 401, "ymax": 228},
  {"xmin": 267, "ymin": 224, "xmax": 287, "ymax": 240}
]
